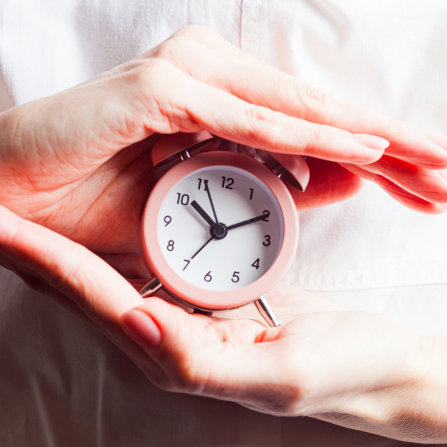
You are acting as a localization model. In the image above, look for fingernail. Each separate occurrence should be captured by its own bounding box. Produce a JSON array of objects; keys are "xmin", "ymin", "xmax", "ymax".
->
[
  {"xmin": 121, "ymin": 309, "xmax": 162, "ymax": 353},
  {"xmin": 352, "ymin": 133, "xmax": 390, "ymax": 151},
  {"xmin": 426, "ymin": 133, "xmax": 447, "ymax": 151}
]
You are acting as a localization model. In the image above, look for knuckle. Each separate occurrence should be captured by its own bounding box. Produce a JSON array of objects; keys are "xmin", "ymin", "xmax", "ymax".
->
[
  {"xmin": 272, "ymin": 384, "xmax": 305, "ymax": 414},
  {"xmin": 21, "ymin": 273, "xmax": 49, "ymax": 295},
  {"xmin": 130, "ymin": 58, "xmax": 175, "ymax": 86},
  {"xmin": 48, "ymin": 246, "xmax": 88, "ymax": 290},
  {"xmin": 309, "ymin": 122, "xmax": 331, "ymax": 142},
  {"xmin": 151, "ymin": 35, "xmax": 199, "ymax": 64},
  {"xmin": 152, "ymin": 379, "xmax": 178, "ymax": 393},
  {"xmin": 245, "ymin": 106, "xmax": 276, "ymax": 142},
  {"xmin": 296, "ymin": 82, "xmax": 336, "ymax": 121},
  {"xmin": 384, "ymin": 118, "xmax": 425, "ymax": 142},
  {"xmin": 167, "ymin": 347, "xmax": 221, "ymax": 395},
  {"xmin": 304, "ymin": 84, "xmax": 334, "ymax": 105},
  {"xmin": 171, "ymin": 361, "xmax": 206, "ymax": 394},
  {"xmin": 272, "ymin": 368, "xmax": 320, "ymax": 415},
  {"xmin": 172, "ymin": 25, "xmax": 217, "ymax": 41},
  {"xmin": 383, "ymin": 118, "xmax": 406, "ymax": 141}
]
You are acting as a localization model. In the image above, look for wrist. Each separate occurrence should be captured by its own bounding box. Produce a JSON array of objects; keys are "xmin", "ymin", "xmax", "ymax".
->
[
  {"xmin": 331, "ymin": 333, "xmax": 447, "ymax": 443},
  {"xmin": 402, "ymin": 334, "xmax": 447, "ymax": 441}
]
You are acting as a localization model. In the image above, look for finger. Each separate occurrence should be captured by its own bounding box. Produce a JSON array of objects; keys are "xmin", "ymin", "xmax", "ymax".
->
[
  {"xmin": 121, "ymin": 298, "xmax": 299, "ymax": 410},
  {"xmin": 342, "ymin": 165, "xmax": 447, "ymax": 214},
  {"xmin": 143, "ymin": 60, "xmax": 389, "ymax": 164},
  {"xmin": 342, "ymin": 157, "xmax": 447, "ymax": 204},
  {"xmin": 287, "ymin": 157, "xmax": 365, "ymax": 210},
  {"xmin": 152, "ymin": 28, "xmax": 447, "ymax": 169},
  {"xmin": 0, "ymin": 205, "xmax": 144, "ymax": 324}
]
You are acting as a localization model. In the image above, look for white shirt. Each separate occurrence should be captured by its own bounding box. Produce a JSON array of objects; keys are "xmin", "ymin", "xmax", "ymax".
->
[{"xmin": 1, "ymin": 1, "xmax": 446, "ymax": 445}]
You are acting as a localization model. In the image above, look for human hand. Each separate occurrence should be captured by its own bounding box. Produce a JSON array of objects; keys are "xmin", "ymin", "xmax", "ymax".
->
[
  {"xmin": 1, "ymin": 27, "xmax": 445, "ymax": 256},
  {"xmin": 2, "ymin": 203, "xmax": 446, "ymax": 443},
  {"xmin": 121, "ymin": 285, "xmax": 447, "ymax": 444}
]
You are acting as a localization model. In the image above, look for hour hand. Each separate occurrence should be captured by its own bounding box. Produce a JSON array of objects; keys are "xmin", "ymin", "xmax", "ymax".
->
[{"xmin": 191, "ymin": 200, "xmax": 216, "ymax": 228}]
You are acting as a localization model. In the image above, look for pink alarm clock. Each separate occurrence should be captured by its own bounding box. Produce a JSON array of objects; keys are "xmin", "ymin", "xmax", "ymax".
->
[{"xmin": 139, "ymin": 131, "xmax": 310, "ymax": 327}]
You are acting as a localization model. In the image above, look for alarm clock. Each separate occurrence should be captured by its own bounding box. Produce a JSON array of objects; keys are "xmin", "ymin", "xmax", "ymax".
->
[{"xmin": 139, "ymin": 131, "xmax": 310, "ymax": 327}]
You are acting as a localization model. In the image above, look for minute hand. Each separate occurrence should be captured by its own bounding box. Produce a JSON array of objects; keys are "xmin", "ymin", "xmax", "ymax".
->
[{"xmin": 226, "ymin": 212, "xmax": 269, "ymax": 231}]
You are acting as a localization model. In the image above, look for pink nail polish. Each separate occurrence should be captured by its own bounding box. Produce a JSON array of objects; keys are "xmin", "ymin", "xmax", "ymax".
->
[
  {"xmin": 352, "ymin": 133, "xmax": 390, "ymax": 151},
  {"xmin": 121, "ymin": 309, "xmax": 162, "ymax": 353},
  {"xmin": 426, "ymin": 133, "xmax": 447, "ymax": 151}
]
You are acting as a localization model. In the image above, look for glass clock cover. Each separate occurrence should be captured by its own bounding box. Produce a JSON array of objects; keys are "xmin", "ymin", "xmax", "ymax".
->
[
  {"xmin": 157, "ymin": 165, "xmax": 284, "ymax": 291},
  {"xmin": 141, "ymin": 151, "xmax": 299, "ymax": 310}
]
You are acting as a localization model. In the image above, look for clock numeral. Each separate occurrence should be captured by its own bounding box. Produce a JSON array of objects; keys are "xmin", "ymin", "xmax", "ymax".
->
[
  {"xmin": 176, "ymin": 193, "xmax": 190, "ymax": 206},
  {"xmin": 231, "ymin": 271, "xmax": 240, "ymax": 283},
  {"xmin": 262, "ymin": 210, "xmax": 270, "ymax": 222},
  {"xmin": 251, "ymin": 258, "xmax": 260, "ymax": 270},
  {"xmin": 221, "ymin": 176, "xmax": 234, "ymax": 189},
  {"xmin": 249, "ymin": 188, "xmax": 254, "ymax": 200},
  {"xmin": 164, "ymin": 215, "xmax": 172, "ymax": 226},
  {"xmin": 183, "ymin": 259, "xmax": 190, "ymax": 270},
  {"xmin": 204, "ymin": 271, "xmax": 212, "ymax": 282},
  {"xmin": 197, "ymin": 178, "xmax": 209, "ymax": 190},
  {"xmin": 167, "ymin": 240, "xmax": 175, "ymax": 252},
  {"xmin": 263, "ymin": 235, "xmax": 271, "ymax": 247}
]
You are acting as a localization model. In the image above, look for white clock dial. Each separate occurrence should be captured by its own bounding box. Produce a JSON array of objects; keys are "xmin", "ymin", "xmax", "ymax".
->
[{"xmin": 157, "ymin": 166, "xmax": 284, "ymax": 292}]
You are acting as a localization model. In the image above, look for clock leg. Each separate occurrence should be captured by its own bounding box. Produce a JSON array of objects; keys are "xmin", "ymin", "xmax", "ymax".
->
[
  {"xmin": 254, "ymin": 295, "xmax": 280, "ymax": 327},
  {"xmin": 193, "ymin": 308, "xmax": 213, "ymax": 316},
  {"xmin": 139, "ymin": 278, "xmax": 195, "ymax": 313},
  {"xmin": 139, "ymin": 276, "xmax": 162, "ymax": 298}
]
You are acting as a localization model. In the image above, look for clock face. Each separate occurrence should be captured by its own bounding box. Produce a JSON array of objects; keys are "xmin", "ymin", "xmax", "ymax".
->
[{"xmin": 157, "ymin": 166, "xmax": 284, "ymax": 292}]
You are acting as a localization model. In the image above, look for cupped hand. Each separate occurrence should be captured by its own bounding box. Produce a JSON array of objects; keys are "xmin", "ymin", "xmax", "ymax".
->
[
  {"xmin": 1, "ymin": 204, "xmax": 445, "ymax": 443},
  {"xmin": 0, "ymin": 27, "xmax": 446, "ymax": 255}
]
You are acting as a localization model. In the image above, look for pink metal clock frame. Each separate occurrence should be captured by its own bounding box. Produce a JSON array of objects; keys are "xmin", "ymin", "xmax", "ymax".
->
[{"xmin": 140, "ymin": 151, "xmax": 299, "ymax": 310}]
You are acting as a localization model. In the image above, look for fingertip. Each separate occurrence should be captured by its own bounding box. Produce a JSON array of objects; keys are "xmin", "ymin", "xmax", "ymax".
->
[
  {"xmin": 121, "ymin": 308, "xmax": 162, "ymax": 354},
  {"xmin": 423, "ymin": 133, "xmax": 447, "ymax": 169},
  {"xmin": 380, "ymin": 131, "xmax": 447, "ymax": 169},
  {"xmin": 426, "ymin": 133, "xmax": 447, "ymax": 152},
  {"xmin": 349, "ymin": 134, "xmax": 389, "ymax": 164},
  {"xmin": 290, "ymin": 158, "xmax": 365, "ymax": 210},
  {"xmin": 374, "ymin": 175, "xmax": 447, "ymax": 214}
]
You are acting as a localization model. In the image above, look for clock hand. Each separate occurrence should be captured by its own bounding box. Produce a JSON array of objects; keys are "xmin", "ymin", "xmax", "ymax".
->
[
  {"xmin": 191, "ymin": 200, "xmax": 216, "ymax": 228},
  {"xmin": 191, "ymin": 236, "xmax": 214, "ymax": 259},
  {"xmin": 226, "ymin": 211, "xmax": 270, "ymax": 231},
  {"xmin": 204, "ymin": 180, "xmax": 219, "ymax": 224}
]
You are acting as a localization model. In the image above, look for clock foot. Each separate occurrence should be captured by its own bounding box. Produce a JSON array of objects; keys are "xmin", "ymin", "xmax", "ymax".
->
[
  {"xmin": 140, "ymin": 281, "xmax": 196, "ymax": 314},
  {"xmin": 255, "ymin": 295, "xmax": 280, "ymax": 328},
  {"xmin": 193, "ymin": 308, "xmax": 213, "ymax": 316},
  {"xmin": 139, "ymin": 276, "xmax": 162, "ymax": 298}
]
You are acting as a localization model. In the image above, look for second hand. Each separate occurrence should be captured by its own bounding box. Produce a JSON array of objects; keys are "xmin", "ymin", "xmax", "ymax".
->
[{"xmin": 191, "ymin": 236, "xmax": 214, "ymax": 259}]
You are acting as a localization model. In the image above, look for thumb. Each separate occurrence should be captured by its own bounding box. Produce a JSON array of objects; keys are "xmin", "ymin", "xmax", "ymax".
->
[
  {"xmin": 121, "ymin": 298, "xmax": 221, "ymax": 392},
  {"xmin": 120, "ymin": 298, "xmax": 295, "ymax": 408}
]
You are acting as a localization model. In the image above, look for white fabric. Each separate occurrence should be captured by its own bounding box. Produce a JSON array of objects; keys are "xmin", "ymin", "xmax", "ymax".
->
[{"xmin": 0, "ymin": 0, "xmax": 446, "ymax": 445}]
